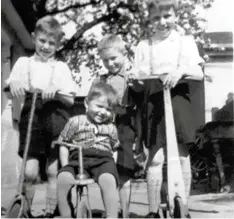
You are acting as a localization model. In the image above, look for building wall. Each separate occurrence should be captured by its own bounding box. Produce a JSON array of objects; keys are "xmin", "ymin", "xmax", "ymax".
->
[{"xmin": 1, "ymin": 12, "xmax": 30, "ymax": 188}]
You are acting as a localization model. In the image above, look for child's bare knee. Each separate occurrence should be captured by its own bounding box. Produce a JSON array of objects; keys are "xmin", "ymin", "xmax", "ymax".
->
[
  {"xmin": 25, "ymin": 159, "xmax": 39, "ymax": 181},
  {"xmin": 150, "ymin": 148, "xmax": 165, "ymax": 167},
  {"xmin": 98, "ymin": 173, "xmax": 117, "ymax": 188},
  {"xmin": 57, "ymin": 172, "xmax": 75, "ymax": 185},
  {"xmin": 47, "ymin": 165, "xmax": 58, "ymax": 179}
]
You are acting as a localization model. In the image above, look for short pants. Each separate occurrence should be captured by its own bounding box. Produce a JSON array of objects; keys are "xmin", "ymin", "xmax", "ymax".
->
[
  {"xmin": 58, "ymin": 148, "xmax": 119, "ymax": 186},
  {"xmin": 18, "ymin": 94, "xmax": 71, "ymax": 160}
]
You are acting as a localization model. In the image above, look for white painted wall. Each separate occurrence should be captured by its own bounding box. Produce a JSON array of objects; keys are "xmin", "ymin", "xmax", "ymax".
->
[{"xmin": 205, "ymin": 61, "xmax": 234, "ymax": 122}]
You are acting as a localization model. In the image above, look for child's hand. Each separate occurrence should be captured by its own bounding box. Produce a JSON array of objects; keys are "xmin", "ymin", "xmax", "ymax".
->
[
  {"xmin": 42, "ymin": 85, "xmax": 58, "ymax": 100},
  {"xmin": 127, "ymin": 73, "xmax": 137, "ymax": 87},
  {"xmin": 9, "ymin": 80, "xmax": 26, "ymax": 98},
  {"xmin": 112, "ymin": 139, "xmax": 120, "ymax": 151},
  {"xmin": 159, "ymin": 69, "xmax": 184, "ymax": 89},
  {"xmin": 113, "ymin": 151, "xmax": 118, "ymax": 163},
  {"xmin": 127, "ymin": 73, "xmax": 144, "ymax": 90}
]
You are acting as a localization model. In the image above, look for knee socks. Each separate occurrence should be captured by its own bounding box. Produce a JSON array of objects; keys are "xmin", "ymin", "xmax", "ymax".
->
[
  {"xmin": 180, "ymin": 156, "xmax": 192, "ymax": 201},
  {"xmin": 24, "ymin": 182, "xmax": 35, "ymax": 210},
  {"xmin": 119, "ymin": 179, "xmax": 131, "ymax": 218},
  {"xmin": 182, "ymin": 170, "xmax": 192, "ymax": 200},
  {"xmin": 147, "ymin": 166, "xmax": 163, "ymax": 213},
  {"xmin": 45, "ymin": 185, "xmax": 57, "ymax": 215}
]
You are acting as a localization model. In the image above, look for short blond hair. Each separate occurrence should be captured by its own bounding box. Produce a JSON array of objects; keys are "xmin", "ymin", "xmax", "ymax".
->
[
  {"xmin": 34, "ymin": 15, "xmax": 64, "ymax": 40},
  {"xmin": 148, "ymin": 0, "xmax": 178, "ymax": 15},
  {"xmin": 97, "ymin": 34, "xmax": 126, "ymax": 54},
  {"xmin": 88, "ymin": 81, "xmax": 118, "ymax": 109}
]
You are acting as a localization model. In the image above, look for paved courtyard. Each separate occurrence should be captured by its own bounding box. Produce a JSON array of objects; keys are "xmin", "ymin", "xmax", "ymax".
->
[{"xmin": 2, "ymin": 180, "xmax": 234, "ymax": 218}]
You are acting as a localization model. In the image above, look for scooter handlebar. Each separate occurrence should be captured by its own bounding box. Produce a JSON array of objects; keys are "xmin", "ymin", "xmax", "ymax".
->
[
  {"xmin": 138, "ymin": 73, "xmax": 201, "ymax": 81},
  {"xmin": 3, "ymin": 86, "xmax": 75, "ymax": 101}
]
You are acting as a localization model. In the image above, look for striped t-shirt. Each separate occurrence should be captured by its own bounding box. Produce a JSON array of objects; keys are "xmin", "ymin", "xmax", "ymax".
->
[{"xmin": 58, "ymin": 115, "xmax": 119, "ymax": 153}]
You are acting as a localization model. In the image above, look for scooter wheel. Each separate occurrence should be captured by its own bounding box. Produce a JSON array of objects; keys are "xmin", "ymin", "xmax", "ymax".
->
[
  {"xmin": 6, "ymin": 201, "xmax": 22, "ymax": 218},
  {"xmin": 173, "ymin": 196, "xmax": 190, "ymax": 218}
]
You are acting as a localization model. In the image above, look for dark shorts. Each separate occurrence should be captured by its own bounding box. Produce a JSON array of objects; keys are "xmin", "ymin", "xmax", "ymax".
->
[
  {"xmin": 116, "ymin": 164, "xmax": 134, "ymax": 178},
  {"xmin": 59, "ymin": 148, "xmax": 119, "ymax": 186},
  {"xmin": 147, "ymin": 88, "xmax": 196, "ymax": 156},
  {"xmin": 18, "ymin": 94, "xmax": 71, "ymax": 160},
  {"xmin": 115, "ymin": 110, "xmax": 136, "ymax": 172}
]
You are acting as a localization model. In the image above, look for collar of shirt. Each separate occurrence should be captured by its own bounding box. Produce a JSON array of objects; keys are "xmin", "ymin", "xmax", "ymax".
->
[
  {"xmin": 33, "ymin": 53, "xmax": 56, "ymax": 64},
  {"xmin": 152, "ymin": 29, "xmax": 181, "ymax": 44},
  {"xmin": 167, "ymin": 29, "xmax": 181, "ymax": 42}
]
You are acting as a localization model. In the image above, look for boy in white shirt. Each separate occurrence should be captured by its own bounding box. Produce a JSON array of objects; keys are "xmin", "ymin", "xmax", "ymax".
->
[
  {"xmin": 134, "ymin": 0, "xmax": 204, "ymax": 217},
  {"xmin": 6, "ymin": 15, "xmax": 76, "ymax": 217}
]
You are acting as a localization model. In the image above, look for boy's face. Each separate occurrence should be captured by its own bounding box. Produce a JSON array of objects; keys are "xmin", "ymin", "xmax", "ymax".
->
[
  {"xmin": 99, "ymin": 48, "xmax": 125, "ymax": 75},
  {"xmin": 32, "ymin": 32, "xmax": 59, "ymax": 61},
  {"xmin": 149, "ymin": 6, "xmax": 176, "ymax": 38},
  {"xmin": 85, "ymin": 96, "xmax": 113, "ymax": 124}
]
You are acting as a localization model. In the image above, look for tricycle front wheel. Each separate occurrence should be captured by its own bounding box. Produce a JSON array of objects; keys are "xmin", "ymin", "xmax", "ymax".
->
[{"xmin": 76, "ymin": 197, "xmax": 92, "ymax": 218}]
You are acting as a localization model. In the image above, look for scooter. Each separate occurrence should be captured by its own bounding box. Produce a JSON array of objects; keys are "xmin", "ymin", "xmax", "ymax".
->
[
  {"xmin": 6, "ymin": 90, "xmax": 39, "ymax": 218},
  {"xmin": 4, "ymin": 87, "xmax": 75, "ymax": 218}
]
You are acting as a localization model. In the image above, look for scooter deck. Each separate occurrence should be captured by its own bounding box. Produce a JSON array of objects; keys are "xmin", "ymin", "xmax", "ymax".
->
[{"xmin": 163, "ymin": 88, "xmax": 187, "ymax": 215}]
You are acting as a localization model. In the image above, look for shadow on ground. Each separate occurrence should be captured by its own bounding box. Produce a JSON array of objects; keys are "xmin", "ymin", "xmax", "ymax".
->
[
  {"xmin": 200, "ymin": 193, "xmax": 234, "ymax": 204},
  {"xmin": 188, "ymin": 208, "xmax": 219, "ymax": 214}
]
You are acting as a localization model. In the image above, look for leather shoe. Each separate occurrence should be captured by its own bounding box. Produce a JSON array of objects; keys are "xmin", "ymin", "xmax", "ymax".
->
[
  {"xmin": 145, "ymin": 212, "xmax": 161, "ymax": 218},
  {"xmin": 44, "ymin": 213, "xmax": 55, "ymax": 218}
]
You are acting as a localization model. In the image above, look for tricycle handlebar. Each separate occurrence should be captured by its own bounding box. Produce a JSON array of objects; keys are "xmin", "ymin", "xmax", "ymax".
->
[{"xmin": 52, "ymin": 141, "xmax": 84, "ymax": 149}]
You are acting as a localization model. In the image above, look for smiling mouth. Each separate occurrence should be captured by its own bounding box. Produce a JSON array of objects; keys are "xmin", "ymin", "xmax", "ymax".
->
[
  {"xmin": 109, "ymin": 67, "xmax": 117, "ymax": 70},
  {"xmin": 96, "ymin": 115, "xmax": 104, "ymax": 120},
  {"xmin": 157, "ymin": 26, "xmax": 170, "ymax": 31},
  {"xmin": 40, "ymin": 50, "xmax": 51, "ymax": 55}
]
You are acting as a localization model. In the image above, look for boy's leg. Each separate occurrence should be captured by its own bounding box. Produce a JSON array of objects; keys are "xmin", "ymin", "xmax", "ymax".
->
[
  {"xmin": 45, "ymin": 159, "xmax": 58, "ymax": 216},
  {"xmin": 179, "ymin": 144, "xmax": 192, "ymax": 202},
  {"xmin": 181, "ymin": 156, "xmax": 192, "ymax": 201},
  {"xmin": 146, "ymin": 147, "xmax": 165, "ymax": 217},
  {"xmin": 57, "ymin": 171, "xmax": 75, "ymax": 218},
  {"xmin": 118, "ymin": 172, "xmax": 131, "ymax": 218},
  {"xmin": 98, "ymin": 173, "xmax": 118, "ymax": 218},
  {"xmin": 116, "ymin": 117, "xmax": 135, "ymax": 218},
  {"xmin": 24, "ymin": 158, "xmax": 39, "ymax": 211}
]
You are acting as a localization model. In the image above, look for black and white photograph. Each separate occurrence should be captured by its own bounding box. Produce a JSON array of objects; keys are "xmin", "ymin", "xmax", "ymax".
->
[{"xmin": 1, "ymin": 0, "xmax": 233, "ymax": 218}]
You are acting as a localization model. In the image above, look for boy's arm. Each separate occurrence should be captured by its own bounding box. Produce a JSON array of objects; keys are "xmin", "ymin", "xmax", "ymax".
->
[
  {"xmin": 110, "ymin": 124, "xmax": 120, "ymax": 151},
  {"xmin": 59, "ymin": 146, "xmax": 69, "ymax": 167},
  {"xmin": 110, "ymin": 124, "xmax": 119, "ymax": 162},
  {"xmin": 6, "ymin": 57, "xmax": 28, "ymax": 98},
  {"xmin": 58, "ymin": 117, "xmax": 78, "ymax": 166},
  {"xmin": 6, "ymin": 57, "xmax": 27, "ymax": 85},
  {"xmin": 133, "ymin": 41, "xmax": 151, "ymax": 78},
  {"xmin": 179, "ymin": 36, "xmax": 204, "ymax": 81},
  {"xmin": 160, "ymin": 36, "xmax": 204, "ymax": 89},
  {"xmin": 55, "ymin": 62, "xmax": 77, "ymax": 106}
]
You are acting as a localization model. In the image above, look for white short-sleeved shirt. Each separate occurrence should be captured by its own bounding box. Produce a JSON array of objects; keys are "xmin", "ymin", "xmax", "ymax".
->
[
  {"xmin": 6, "ymin": 54, "xmax": 77, "ymax": 121},
  {"xmin": 134, "ymin": 30, "xmax": 204, "ymax": 78},
  {"xmin": 6, "ymin": 54, "xmax": 76, "ymax": 93}
]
